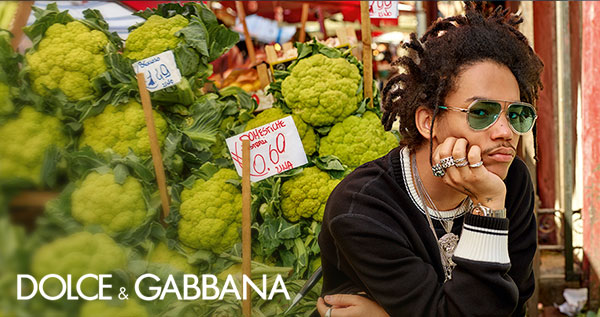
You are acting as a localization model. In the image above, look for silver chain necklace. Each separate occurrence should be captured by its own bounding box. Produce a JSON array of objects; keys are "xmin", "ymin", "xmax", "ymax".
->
[{"xmin": 411, "ymin": 153, "xmax": 470, "ymax": 282}]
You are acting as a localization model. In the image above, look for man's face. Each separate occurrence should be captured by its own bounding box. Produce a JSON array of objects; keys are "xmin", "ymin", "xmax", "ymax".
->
[{"xmin": 435, "ymin": 60, "xmax": 521, "ymax": 180}]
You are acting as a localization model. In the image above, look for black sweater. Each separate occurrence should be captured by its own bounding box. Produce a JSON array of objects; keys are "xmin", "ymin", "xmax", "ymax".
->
[{"xmin": 318, "ymin": 147, "xmax": 537, "ymax": 316}]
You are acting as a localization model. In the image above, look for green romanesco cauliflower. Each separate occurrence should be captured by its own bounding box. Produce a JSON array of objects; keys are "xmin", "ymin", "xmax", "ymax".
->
[
  {"xmin": 71, "ymin": 172, "xmax": 147, "ymax": 234},
  {"xmin": 319, "ymin": 111, "xmax": 398, "ymax": 168},
  {"xmin": 281, "ymin": 54, "xmax": 361, "ymax": 127},
  {"xmin": 178, "ymin": 169, "xmax": 242, "ymax": 253},
  {"xmin": 31, "ymin": 232, "xmax": 127, "ymax": 296},
  {"xmin": 281, "ymin": 167, "xmax": 340, "ymax": 222},
  {"xmin": 245, "ymin": 108, "xmax": 317, "ymax": 155},
  {"xmin": 0, "ymin": 82, "xmax": 13, "ymax": 115},
  {"xmin": 124, "ymin": 15, "xmax": 188, "ymax": 61},
  {"xmin": 0, "ymin": 107, "xmax": 66, "ymax": 184},
  {"xmin": 25, "ymin": 21, "xmax": 108, "ymax": 100},
  {"xmin": 80, "ymin": 100, "xmax": 168, "ymax": 157},
  {"xmin": 80, "ymin": 300, "xmax": 148, "ymax": 317},
  {"xmin": 148, "ymin": 242, "xmax": 196, "ymax": 274}
]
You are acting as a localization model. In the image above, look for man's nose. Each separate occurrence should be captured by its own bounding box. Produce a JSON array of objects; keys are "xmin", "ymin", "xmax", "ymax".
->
[{"xmin": 490, "ymin": 113, "xmax": 514, "ymax": 140}]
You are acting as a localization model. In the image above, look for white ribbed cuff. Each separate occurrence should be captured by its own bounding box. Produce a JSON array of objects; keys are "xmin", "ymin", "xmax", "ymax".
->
[{"xmin": 454, "ymin": 218, "xmax": 510, "ymax": 264}]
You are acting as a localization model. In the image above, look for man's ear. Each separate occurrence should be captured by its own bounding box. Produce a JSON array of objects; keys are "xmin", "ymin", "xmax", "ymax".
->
[{"xmin": 415, "ymin": 106, "xmax": 434, "ymax": 140}]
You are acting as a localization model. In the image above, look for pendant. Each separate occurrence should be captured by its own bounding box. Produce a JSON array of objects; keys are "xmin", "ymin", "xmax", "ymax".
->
[
  {"xmin": 439, "ymin": 232, "xmax": 459, "ymax": 258},
  {"xmin": 439, "ymin": 232, "xmax": 459, "ymax": 282}
]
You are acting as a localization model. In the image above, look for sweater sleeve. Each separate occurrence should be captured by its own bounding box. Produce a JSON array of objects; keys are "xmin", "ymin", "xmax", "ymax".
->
[
  {"xmin": 506, "ymin": 164, "xmax": 537, "ymax": 316},
  {"xmin": 328, "ymin": 210, "xmax": 520, "ymax": 317}
]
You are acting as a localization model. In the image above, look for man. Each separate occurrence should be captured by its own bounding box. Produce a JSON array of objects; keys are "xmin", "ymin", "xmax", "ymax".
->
[{"xmin": 316, "ymin": 3, "xmax": 543, "ymax": 316}]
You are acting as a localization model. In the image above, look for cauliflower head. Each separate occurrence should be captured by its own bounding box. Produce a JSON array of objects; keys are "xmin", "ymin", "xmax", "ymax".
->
[
  {"xmin": 80, "ymin": 100, "xmax": 168, "ymax": 157},
  {"xmin": 80, "ymin": 300, "xmax": 148, "ymax": 317},
  {"xmin": 124, "ymin": 15, "xmax": 189, "ymax": 61},
  {"xmin": 25, "ymin": 21, "xmax": 108, "ymax": 101},
  {"xmin": 178, "ymin": 169, "xmax": 242, "ymax": 253},
  {"xmin": 71, "ymin": 172, "xmax": 147, "ymax": 234},
  {"xmin": 281, "ymin": 54, "xmax": 361, "ymax": 127},
  {"xmin": 0, "ymin": 82, "xmax": 14, "ymax": 115},
  {"xmin": 31, "ymin": 232, "xmax": 127, "ymax": 296},
  {"xmin": 245, "ymin": 108, "xmax": 317, "ymax": 155},
  {"xmin": 281, "ymin": 167, "xmax": 340, "ymax": 222},
  {"xmin": 319, "ymin": 111, "xmax": 398, "ymax": 168},
  {"xmin": 148, "ymin": 242, "xmax": 196, "ymax": 274},
  {"xmin": 0, "ymin": 107, "xmax": 66, "ymax": 184}
]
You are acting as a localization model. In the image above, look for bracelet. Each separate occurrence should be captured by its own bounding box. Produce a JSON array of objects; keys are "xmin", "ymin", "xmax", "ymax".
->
[{"xmin": 471, "ymin": 203, "xmax": 506, "ymax": 218}]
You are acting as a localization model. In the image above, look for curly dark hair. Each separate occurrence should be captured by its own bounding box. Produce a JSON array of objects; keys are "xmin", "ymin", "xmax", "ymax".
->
[{"xmin": 381, "ymin": 2, "xmax": 544, "ymax": 157}]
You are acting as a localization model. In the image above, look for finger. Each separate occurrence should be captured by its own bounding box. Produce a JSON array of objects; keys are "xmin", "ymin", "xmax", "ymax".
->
[
  {"xmin": 436, "ymin": 137, "xmax": 458, "ymax": 165},
  {"xmin": 445, "ymin": 138, "xmax": 469, "ymax": 182},
  {"xmin": 432, "ymin": 138, "xmax": 457, "ymax": 178},
  {"xmin": 467, "ymin": 145, "xmax": 485, "ymax": 174},
  {"xmin": 316, "ymin": 297, "xmax": 329, "ymax": 316},
  {"xmin": 324, "ymin": 294, "xmax": 363, "ymax": 307}
]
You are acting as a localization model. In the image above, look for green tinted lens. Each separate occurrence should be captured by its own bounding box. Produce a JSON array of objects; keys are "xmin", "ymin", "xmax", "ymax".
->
[
  {"xmin": 507, "ymin": 103, "xmax": 536, "ymax": 133},
  {"xmin": 467, "ymin": 101, "xmax": 501, "ymax": 130}
]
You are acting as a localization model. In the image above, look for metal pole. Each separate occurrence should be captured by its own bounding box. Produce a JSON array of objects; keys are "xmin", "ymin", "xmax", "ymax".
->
[
  {"xmin": 415, "ymin": 1, "xmax": 427, "ymax": 38},
  {"xmin": 556, "ymin": 1, "xmax": 577, "ymax": 281}
]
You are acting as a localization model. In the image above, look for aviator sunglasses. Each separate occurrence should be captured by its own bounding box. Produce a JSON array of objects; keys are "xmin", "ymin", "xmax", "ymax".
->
[{"xmin": 438, "ymin": 99, "xmax": 538, "ymax": 134}]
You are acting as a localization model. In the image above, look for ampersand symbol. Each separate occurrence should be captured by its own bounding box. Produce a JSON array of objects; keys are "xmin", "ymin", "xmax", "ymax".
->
[{"xmin": 118, "ymin": 287, "xmax": 129, "ymax": 300}]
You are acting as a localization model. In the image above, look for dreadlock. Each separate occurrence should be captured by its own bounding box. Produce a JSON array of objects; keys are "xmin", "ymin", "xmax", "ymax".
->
[{"xmin": 381, "ymin": 2, "xmax": 544, "ymax": 165}]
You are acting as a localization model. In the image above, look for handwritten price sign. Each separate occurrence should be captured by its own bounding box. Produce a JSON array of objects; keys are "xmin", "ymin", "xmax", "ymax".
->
[
  {"xmin": 132, "ymin": 50, "xmax": 182, "ymax": 92},
  {"xmin": 369, "ymin": 1, "xmax": 398, "ymax": 19},
  {"xmin": 226, "ymin": 116, "xmax": 308, "ymax": 182}
]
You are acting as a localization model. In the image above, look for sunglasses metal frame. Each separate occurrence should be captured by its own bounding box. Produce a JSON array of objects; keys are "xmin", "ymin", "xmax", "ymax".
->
[{"xmin": 438, "ymin": 99, "xmax": 538, "ymax": 135}]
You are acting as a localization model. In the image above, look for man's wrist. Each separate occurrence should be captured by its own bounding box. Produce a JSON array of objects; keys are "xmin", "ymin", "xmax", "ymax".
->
[{"xmin": 471, "ymin": 203, "xmax": 506, "ymax": 218}]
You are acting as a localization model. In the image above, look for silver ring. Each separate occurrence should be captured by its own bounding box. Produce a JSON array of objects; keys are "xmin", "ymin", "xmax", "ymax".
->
[
  {"xmin": 432, "ymin": 163, "xmax": 445, "ymax": 177},
  {"xmin": 325, "ymin": 307, "xmax": 333, "ymax": 317},
  {"xmin": 454, "ymin": 157, "xmax": 467, "ymax": 164},
  {"xmin": 469, "ymin": 161, "xmax": 484, "ymax": 168},
  {"xmin": 455, "ymin": 157, "xmax": 468, "ymax": 167},
  {"xmin": 456, "ymin": 161, "xmax": 469, "ymax": 167},
  {"xmin": 440, "ymin": 156, "xmax": 455, "ymax": 169}
]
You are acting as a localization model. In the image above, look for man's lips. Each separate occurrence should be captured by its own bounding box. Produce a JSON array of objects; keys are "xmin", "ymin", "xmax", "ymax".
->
[{"xmin": 486, "ymin": 147, "xmax": 515, "ymax": 163}]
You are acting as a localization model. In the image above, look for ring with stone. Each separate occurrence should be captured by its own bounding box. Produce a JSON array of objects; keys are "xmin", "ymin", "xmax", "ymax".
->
[
  {"xmin": 469, "ymin": 161, "xmax": 484, "ymax": 168},
  {"xmin": 454, "ymin": 157, "xmax": 468, "ymax": 167},
  {"xmin": 325, "ymin": 307, "xmax": 333, "ymax": 317},
  {"xmin": 432, "ymin": 163, "xmax": 445, "ymax": 177},
  {"xmin": 440, "ymin": 156, "xmax": 455, "ymax": 169}
]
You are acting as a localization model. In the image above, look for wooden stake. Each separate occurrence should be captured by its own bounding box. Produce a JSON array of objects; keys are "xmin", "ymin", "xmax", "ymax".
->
[
  {"xmin": 299, "ymin": 2, "xmax": 310, "ymax": 42},
  {"xmin": 136, "ymin": 73, "xmax": 171, "ymax": 221},
  {"xmin": 241, "ymin": 139, "xmax": 252, "ymax": 317},
  {"xmin": 10, "ymin": 1, "xmax": 34, "ymax": 51},
  {"xmin": 236, "ymin": 1, "xmax": 256, "ymax": 64},
  {"xmin": 360, "ymin": 1, "xmax": 374, "ymax": 108}
]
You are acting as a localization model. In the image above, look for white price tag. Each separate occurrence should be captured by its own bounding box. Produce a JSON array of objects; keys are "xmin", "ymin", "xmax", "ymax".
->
[
  {"xmin": 369, "ymin": 1, "xmax": 398, "ymax": 19},
  {"xmin": 226, "ymin": 116, "xmax": 308, "ymax": 182},
  {"xmin": 132, "ymin": 50, "xmax": 182, "ymax": 92}
]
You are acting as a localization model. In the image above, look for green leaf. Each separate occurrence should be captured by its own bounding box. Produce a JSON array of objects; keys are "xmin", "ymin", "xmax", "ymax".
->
[
  {"xmin": 23, "ymin": 4, "xmax": 74, "ymax": 48},
  {"xmin": 80, "ymin": 8, "xmax": 123, "ymax": 49},
  {"xmin": 180, "ymin": 96, "xmax": 223, "ymax": 150},
  {"xmin": 194, "ymin": 162, "xmax": 220, "ymax": 181},
  {"xmin": 40, "ymin": 145, "xmax": 61, "ymax": 188},
  {"xmin": 313, "ymin": 155, "xmax": 345, "ymax": 172},
  {"xmin": 314, "ymin": 125, "xmax": 332, "ymax": 135},
  {"xmin": 112, "ymin": 164, "xmax": 129, "ymax": 184},
  {"xmin": 206, "ymin": 25, "xmax": 239, "ymax": 62},
  {"xmin": 173, "ymin": 45, "xmax": 200, "ymax": 77},
  {"xmin": 176, "ymin": 18, "xmax": 210, "ymax": 57}
]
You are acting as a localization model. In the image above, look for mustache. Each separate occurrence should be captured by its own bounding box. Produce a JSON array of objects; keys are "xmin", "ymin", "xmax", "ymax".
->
[{"xmin": 481, "ymin": 143, "xmax": 517, "ymax": 156}]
